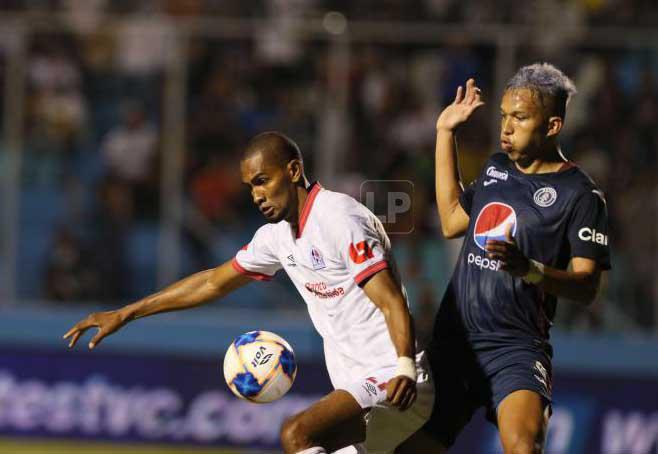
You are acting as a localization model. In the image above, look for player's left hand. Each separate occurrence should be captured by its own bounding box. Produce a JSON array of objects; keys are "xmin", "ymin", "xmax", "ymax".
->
[
  {"xmin": 386, "ymin": 376, "xmax": 417, "ymax": 411},
  {"xmin": 485, "ymin": 225, "xmax": 530, "ymax": 277}
]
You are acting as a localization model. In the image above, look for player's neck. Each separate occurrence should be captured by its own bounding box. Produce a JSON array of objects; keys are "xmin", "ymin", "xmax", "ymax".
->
[
  {"xmin": 290, "ymin": 180, "xmax": 312, "ymax": 230},
  {"xmin": 514, "ymin": 144, "xmax": 567, "ymax": 175}
]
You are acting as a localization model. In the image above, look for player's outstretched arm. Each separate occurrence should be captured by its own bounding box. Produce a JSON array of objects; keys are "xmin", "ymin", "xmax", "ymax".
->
[
  {"xmin": 435, "ymin": 78, "xmax": 484, "ymax": 238},
  {"xmin": 63, "ymin": 259, "xmax": 252, "ymax": 349},
  {"xmin": 361, "ymin": 269, "xmax": 417, "ymax": 411}
]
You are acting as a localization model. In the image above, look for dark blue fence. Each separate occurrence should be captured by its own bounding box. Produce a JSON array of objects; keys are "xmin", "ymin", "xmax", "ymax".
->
[{"xmin": 0, "ymin": 344, "xmax": 657, "ymax": 453}]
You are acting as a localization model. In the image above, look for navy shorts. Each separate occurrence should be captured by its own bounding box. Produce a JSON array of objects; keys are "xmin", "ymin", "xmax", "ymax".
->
[{"xmin": 421, "ymin": 336, "xmax": 553, "ymax": 448}]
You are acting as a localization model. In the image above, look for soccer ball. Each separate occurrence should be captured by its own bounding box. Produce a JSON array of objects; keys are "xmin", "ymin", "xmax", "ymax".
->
[{"xmin": 223, "ymin": 330, "xmax": 297, "ymax": 403}]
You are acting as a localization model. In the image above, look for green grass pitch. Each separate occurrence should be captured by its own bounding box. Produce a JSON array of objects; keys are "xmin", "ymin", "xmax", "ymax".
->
[{"xmin": 0, "ymin": 438, "xmax": 278, "ymax": 454}]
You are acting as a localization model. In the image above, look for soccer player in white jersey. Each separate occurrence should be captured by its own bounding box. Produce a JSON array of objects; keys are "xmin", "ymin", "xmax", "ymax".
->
[{"xmin": 64, "ymin": 131, "xmax": 434, "ymax": 454}]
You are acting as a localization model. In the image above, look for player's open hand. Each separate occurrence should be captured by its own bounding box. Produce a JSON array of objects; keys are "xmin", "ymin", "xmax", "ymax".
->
[
  {"xmin": 386, "ymin": 376, "xmax": 417, "ymax": 411},
  {"xmin": 436, "ymin": 78, "xmax": 485, "ymax": 132},
  {"xmin": 485, "ymin": 225, "xmax": 530, "ymax": 277},
  {"xmin": 63, "ymin": 310, "xmax": 130, "ymax": 350}
]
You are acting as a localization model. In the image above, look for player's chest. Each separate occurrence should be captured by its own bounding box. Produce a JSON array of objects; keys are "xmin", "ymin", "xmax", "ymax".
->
[
  {"xmin": 471, "ymin": 176, "xmax": 569, "ymax": 235},
  {"xmin": 276, "ymin": 236, "xmax": 347, "ymax": 283}
]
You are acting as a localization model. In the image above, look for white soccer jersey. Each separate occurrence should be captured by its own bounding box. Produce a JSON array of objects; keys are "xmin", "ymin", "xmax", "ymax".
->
[{"xmin": 232, "ymin": 182, "xmax": 405, "ymax": 392}]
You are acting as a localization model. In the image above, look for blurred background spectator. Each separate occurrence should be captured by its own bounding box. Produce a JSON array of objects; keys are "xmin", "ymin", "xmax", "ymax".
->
[{"xmin": 100, "ymin": 99, "xmax": 159, "ymax": 218}]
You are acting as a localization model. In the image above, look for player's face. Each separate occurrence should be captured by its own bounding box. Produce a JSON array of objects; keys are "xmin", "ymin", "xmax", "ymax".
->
[
  {"xmin": 500, "ymin": 89, "xmax": 548, "ymax": 164},
  {"xmin": 240, "ymin": 152, "xmax": 296, "ymax": 223}
]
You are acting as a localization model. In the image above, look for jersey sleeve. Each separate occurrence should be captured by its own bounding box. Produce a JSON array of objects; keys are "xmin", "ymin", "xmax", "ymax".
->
[
  {"xmin": 567, "ymin": 190, "xmax": 611, "ymax": 270},
  {"xmin": 458, "ymin": 180, "xmax": 477, "ymax": 215},
  {"xmin": 336, "ymin": 212, "xmax": 390, "ymax": 286},
  {"xmin": 232, "ymin": 225, "xmax": 282, "ymax": 281}
]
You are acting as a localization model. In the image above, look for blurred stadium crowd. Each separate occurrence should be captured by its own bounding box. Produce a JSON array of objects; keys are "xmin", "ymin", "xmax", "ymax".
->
[
  {"xmin": 1, "ymin": 0, "xmax": 656, "ymax": 337},
  {"xmin": 0, "ymin": 0, "xmax": 657, "ymax": 25}
]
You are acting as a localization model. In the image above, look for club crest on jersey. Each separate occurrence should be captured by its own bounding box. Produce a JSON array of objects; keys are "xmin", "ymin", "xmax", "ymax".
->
[
  {"xmin": 310, "ymin": 246, "xmax": 326, "ymax": 270},
  {"xmin": 473, "ymin": 202, "xmax": 517, "ymax": 251},
  {"xmin": 533, "ymin": 187, "xmax": 557, "ymax": 207}
]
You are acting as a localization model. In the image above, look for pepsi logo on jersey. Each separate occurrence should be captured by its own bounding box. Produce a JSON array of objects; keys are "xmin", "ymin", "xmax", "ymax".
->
[
  {"xmin": 467, "ymin": 253, "xmax": 502, "ymax": 271},
  {"xmin": 473, "ymin": 202, "xmax": 517, "ymax": 251},
  {"xmin": 468, "ymin": 202, "xmax": 517, "ymax": 271}
]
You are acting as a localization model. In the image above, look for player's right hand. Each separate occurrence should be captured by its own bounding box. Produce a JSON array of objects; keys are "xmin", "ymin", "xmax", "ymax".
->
[
  {"xmin": 386, "ymin": 376, "xmax": 417, "ymax": 411},
  {"xmin": 63, "ymin": 310, "xmax": 130, "ymax": 350},
  {"xmin": 436, "ymin": 78, "xmax": 485, "ymax": 132}
]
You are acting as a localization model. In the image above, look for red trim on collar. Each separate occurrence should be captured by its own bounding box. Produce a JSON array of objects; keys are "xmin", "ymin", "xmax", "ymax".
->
[
  {"xmin": 296, "ymin": 182, "xmax": 322, "ymax": 239},
  {"xmin": 558, "ymin": 161, "xmax": 577, "ymax": 172}
]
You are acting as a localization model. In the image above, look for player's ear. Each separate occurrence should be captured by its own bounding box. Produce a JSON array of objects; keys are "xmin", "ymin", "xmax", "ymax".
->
[
  {"xmin": 287, "ymin": 159, "xmax": 303, "ymax": 183},
  {"xmin": 546, "ymin": 116, "xmax": 563, "ymax": 138}
]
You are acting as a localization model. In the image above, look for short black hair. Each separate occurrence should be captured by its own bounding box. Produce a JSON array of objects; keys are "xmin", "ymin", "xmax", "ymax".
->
[
  {"xmin": 506, "ymin": 63, "xmax": 577, "ymax": 119},
  {"xmin": 241, "ymin": 131, "xmax": 303, "ymax": 166}
]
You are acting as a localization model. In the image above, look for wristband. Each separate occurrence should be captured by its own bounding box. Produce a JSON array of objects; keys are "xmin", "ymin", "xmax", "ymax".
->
[
  {"xmin": 523, "ymin": 259, "xmax": 545, "ymax": 284},
  {"xmin": 395, "ymin": 356, "xmax": 417, "ymax": 381}
]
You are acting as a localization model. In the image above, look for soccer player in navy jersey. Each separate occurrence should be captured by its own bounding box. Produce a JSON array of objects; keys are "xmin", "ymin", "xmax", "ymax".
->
[{"xmin": 397, "ymin": 63, "xmax": 611, "ymax": 453}]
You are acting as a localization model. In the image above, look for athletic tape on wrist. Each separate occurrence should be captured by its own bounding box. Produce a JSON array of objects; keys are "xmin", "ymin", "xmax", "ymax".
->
[
  {"xmin": 523, "ymin": 259, "xmax": 545, "ymax": 284},
  {"xmin": 395, "ymin": 356, "xmax": 417, "ymax": 381}
]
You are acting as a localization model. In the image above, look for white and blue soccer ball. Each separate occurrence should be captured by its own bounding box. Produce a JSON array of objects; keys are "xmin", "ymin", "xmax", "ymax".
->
[{"xmin": 223, "ymin": 330, "xmax": 298, "ymax": 403}]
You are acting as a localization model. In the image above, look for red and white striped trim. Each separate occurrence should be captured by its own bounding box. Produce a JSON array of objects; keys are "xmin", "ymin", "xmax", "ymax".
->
[
  {"xmin": 354, "ymin": 260, "xmax": 389, "ymax": 285},
  {"xmin": 231, "ymin": 257, "xmax": 274, "ymax": 281}
]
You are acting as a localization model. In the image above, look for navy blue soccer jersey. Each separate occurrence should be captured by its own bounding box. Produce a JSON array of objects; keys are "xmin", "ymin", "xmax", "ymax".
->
[{"xmin": 435, "ymin": 152, "xmax": 611, "ymax": 347}]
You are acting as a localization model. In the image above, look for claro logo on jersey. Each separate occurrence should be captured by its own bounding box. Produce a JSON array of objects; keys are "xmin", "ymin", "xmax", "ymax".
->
[
  {"xmin": 468, "ymin": 202, "xmax": 517, "ymax": 271},
  {"xmin": 578, "ymin": 227, "xmax": 608, "ymax": 246}
]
